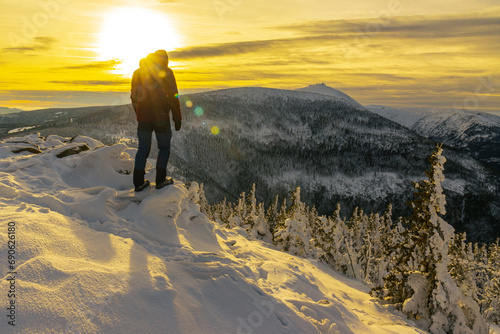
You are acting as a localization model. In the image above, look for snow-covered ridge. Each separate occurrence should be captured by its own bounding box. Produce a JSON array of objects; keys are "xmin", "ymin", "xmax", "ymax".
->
[
  {"xmin": 200, "ymin": 86, "xmax": 364, "ymax": 109},
  {"xmin": 365, "ymin": 105, "xmax": 428, "ymax": 129},
  {"xmin": 0, "ymin": 134, "xmax": 429, "ymax": 333},
  {"xmin": 0, "ymin": 106, "xmax": 24, "ymax": 115},
  {"xmin": 297, "ymin": 83, "xmax": 362, "ymax": 107},
  {"xmin": 366, "ymin": 105, "xmax": 500, "ymax": 171},
  {"xmin": 367, "ymin": 105, "xmax": 500, "ymax": 132}
]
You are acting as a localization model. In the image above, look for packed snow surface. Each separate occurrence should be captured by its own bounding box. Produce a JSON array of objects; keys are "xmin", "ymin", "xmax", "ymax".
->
[{"xmin": 0, "ymin": 134, "xmax": 433, "ymax": 333}]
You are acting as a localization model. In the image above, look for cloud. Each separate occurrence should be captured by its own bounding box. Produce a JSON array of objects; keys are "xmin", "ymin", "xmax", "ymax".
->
[
  {"xmin": 275, "ymin": 12, "xmax": 500, "ymax": 40},
  {"xmin": 170, "ymin": 40, "xmax": 281, "ymax": 59},
  {"xmin": 341, "ymin": 73, "xmax": 416, "ymax": 81},
  {"xmin": 170, "ymin": 34, "xmax": 351, "ymax": 60},
  {"xmin": 3, "ymin": 36, "xmax": 57, "ymax": 53},
  {"xmin": 169, "ymin": 12, "xmax": 500, "ymax": 62},
  {"xmin": 0, "ymin": 90, "xmax": 131, "ymax": 109},
  {"xmin": 48, "ymin": 79, "xmax": 129, "ymax": 86},
  {"xmin": 61, "ymin": 60, "xmax": 122, "ymax": 70}
]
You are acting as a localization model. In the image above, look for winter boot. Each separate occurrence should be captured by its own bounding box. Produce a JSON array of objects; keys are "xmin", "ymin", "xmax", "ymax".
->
[
  {"xmin": 155, "ymin": 167, "xmax": 173, "ymax": 189},
  {"xmin": 156, "ymin": 177, "xmax": 173, "ymax": 189},
  {"xmin": 133, "ymin": 169, "xmax": 150, "ymax": 192}
]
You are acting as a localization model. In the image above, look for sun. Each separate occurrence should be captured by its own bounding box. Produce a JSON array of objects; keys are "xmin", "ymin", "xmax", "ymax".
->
[{"xmin": 97, "ymin": 7, "xmax": 181, "ymax": 77}]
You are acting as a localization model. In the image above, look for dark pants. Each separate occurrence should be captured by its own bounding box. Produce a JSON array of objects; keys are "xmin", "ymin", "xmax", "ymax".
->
[{"xmin": 134, "ymin": 121, "xmax": 172, "ymax": 170}]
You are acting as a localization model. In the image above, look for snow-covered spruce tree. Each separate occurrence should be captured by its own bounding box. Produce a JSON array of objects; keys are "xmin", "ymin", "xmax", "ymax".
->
[
  {"xmin": 271, "ymin": 197, "xmax": 288, "ymax": 236},
  {"xmin": 197, "ymin": 183, "xmax": 211, "ymax": 217},
  {"xmin": 266, "ymin": 195, "xmax": 280, "ymax": 233},
  {"xmin": 377, "ymin": 145, "xmax": 487, "ymax": 334},
  {"xmin": 212, "ymin": 198, "xmax": 233, "ymax": 228},
  {"xmin": 310, "ymin": 215, "xmax": 330, "ymax": 261},
  {"xmin": 306, "ymin": 205, "xmax": 323, "ymax": 259},
  {"xmin": 347, "ymin": 207, "xmax": 368, "ymax": 280},
  {"xmin": 248, "ymin": 202, "xmax": 272, "ymax": 241},
  {"xmin": 371, "ymin": 214, "xmax": 405, "ymax": 298},
  {"xmin": 231, "ymin": 191, "xmax": 247, "ymax": 229},
  {"xmin": 274, "ymin": 187, "xmax": 313, "ymax": 257},
  {"xmin": 448, "ymin": 233, "xmax": 470, "ymax": 289},
  {"xmin": 448, "ymin": 232, "xmax": 486, "ymax": 331},
  {"xmin": 244, "ymin": 184, "xmax": 258, "ymax": 230},
  {"xmin": 484, "ymin": 239, "xmax": 500, "ymax": 324},
  {"xmin": 311, "ymin": 204, "xmax": 339, "ymax": 265},
  {"xmin": 321, "ymin": 204, "xmax": 359, "ymax": 278},
  {"xmin": 311, "ymin": 203, "xmax": 351, "ymax": 275},
  {"xmin": 221, "ymin": 184, "xmax": 271, "ymax": 240},
  {"xmin": 372, "ymin": 204, "xmax": 397, "ymax": 288},
  {"xmin": 361, "ymin": 212, "xmax": 387, "ymax": 287},
  {"xmin": 473, "ymin": 243, "xmax": 490, "ymax": 314}
]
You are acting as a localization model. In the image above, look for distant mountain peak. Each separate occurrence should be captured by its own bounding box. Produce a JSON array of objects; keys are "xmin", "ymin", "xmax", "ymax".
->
[
  {"xmin": 0, "ymin": 106, "xmax": 24, "ymax": 115},
  {"xmin": 296, "ymin": 84, "xmax": 361, "ymax": 107}
]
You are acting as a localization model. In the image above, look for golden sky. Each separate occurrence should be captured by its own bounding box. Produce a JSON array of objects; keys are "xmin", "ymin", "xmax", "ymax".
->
[{"xmin": 0, "ymin": 0, "xmax": 499, "ymax": 114}]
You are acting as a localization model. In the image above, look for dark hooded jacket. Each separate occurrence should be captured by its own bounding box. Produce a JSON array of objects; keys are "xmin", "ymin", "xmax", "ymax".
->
[{"xmin": 130, "ymin": 52, "xmax": 181, "ymax": 124}]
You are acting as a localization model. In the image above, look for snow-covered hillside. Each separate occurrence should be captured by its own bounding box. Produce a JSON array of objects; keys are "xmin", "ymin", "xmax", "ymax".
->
[
  {"xmin": 364, "ymin": 105, "xmax": 430, "ymax": 129},
  {"xmin": 0, "ymin": 134, "xmax": 432, "ymax": 333},
  {"xmin": 366, "ymin": 105, "xmax": 500, "ymax": 171},
  {"xmin": 0, "ymin": 107, "xmax": 23, "ymax": 115},
  {"xmin": 366, "ymin": 106, "xmax": 500, "ymax": 138}
]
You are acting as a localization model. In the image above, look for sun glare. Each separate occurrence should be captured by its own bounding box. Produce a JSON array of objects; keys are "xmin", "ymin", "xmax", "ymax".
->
[{"xmin": 97, "ymin": 7, "xmax": 181, "ymax": 77}]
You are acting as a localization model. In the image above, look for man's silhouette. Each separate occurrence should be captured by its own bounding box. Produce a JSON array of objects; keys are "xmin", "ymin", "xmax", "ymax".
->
[{"xmin": 130, "ymin": 49, "xmax": 182, "ymax": 191}]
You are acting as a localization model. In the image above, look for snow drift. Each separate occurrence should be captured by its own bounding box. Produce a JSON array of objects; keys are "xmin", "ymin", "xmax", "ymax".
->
[{"xmin": 0, "ymin": 133, "xmax": 438, "ymax": 333}]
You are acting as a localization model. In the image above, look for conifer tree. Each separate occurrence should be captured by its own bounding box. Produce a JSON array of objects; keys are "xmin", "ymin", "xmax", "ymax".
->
[
  {"xmin": 274, "ymin": 187, "xmax": 312, "ymax": 257},
  {"xmin": 448, "ymin": 232, "xmax": 468, "ymax": 286},
  {"xmin": 272, "ymin": 198, "xmax": 288, "ymax": 239},
  {"xmin": 249, "ymin": 202, "xmax": 272, "ymax": 241},
  {"xmin": 198, "ymin": 183, "xmax": 210, "ymax": 216},
  {"xmin": 266, "ymin": 195, "xmax": 280, "ymax": 232},
  {"xmin": 311, "ymin": 215, "xmax": 330, "ymax": 261},
  {"xmin": 448, "ymin": 232, "xmax": 487, "ymax": 332},
  {"xmin": 215, "ymin": 198, "xmax": 231, "ymax": 227},
  {"xmin": 306, "ymin": 205, "xmax": 323, "ymax": 258},
  {"xmin": 373, "ymin": 204, "xmax": 395, "ymax": 288},
  {"xmin": 328, "ymin": 207, "xmax": 354, "ymax": 277},
  {"xmin": 313, "ymin": 203, "xmax": 340, "ymax": 267},
  {"xmin": 347, "ymin": 207, "xmax": 367, "ymax": 279},
  {"xmin": 245, "ymin": 183, "xmax": 258, "ymax": 230},
  {"xmin": 484, "ymin": 239, "xmax": 500, "ymax": 324},
  {"xmin": 232, "ymin": 191, "xmax": 247, "ymax": 229},
  {"xmin": 473, "ymin": 243, "xmax": 490, "ymax": 314},
  {"xmin": 362, "ymin": 212, "xmax": 383, "ymax": 286},
  {"xmin": 378, "ymin": 145, "xmax": 487, "ymax": 333}
]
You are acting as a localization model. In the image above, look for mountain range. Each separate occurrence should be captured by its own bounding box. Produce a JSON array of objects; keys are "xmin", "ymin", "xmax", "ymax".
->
[
  {"xmin": 366, "ymin": 105, "xmax": 500, "ymax": 172},
  {"xmin": 0, "ymin": 106, "xmax": 23, "ymax": 115},
  {"xmin": 0, "ymin": 85, "xmax": 498, "ymax": 242}
]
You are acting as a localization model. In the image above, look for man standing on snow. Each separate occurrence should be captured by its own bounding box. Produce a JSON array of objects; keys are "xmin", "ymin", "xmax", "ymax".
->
[{"xmin": 130, "ymin": 49, "xmax": 182, "ymax": 191}]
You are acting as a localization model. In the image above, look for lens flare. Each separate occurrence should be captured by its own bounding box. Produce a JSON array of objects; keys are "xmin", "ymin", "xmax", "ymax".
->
[
  {"xmin": 211, "ymin": 126, "xmax": 220, "ymax": 135},
  {"xmin": 186, "ymin": 100, "xmax": 193, "ymax": 108},
  {"xmin": 194, "ymin": 106, "xmax": 204, "ymax": 116}
]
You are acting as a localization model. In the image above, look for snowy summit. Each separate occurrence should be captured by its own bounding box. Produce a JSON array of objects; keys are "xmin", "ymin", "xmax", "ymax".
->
[{"xmin": 296, "ymin": 83, "xmax": 362, "ymax": 107}]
